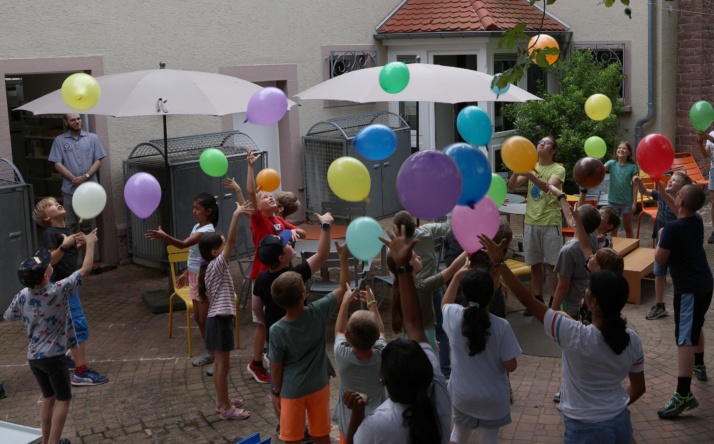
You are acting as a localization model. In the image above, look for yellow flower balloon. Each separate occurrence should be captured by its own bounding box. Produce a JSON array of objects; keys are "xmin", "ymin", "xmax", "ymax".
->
[
  {"xmin": 61, "ymin": 73, "xmax": 101, "ymax": 111},
  {"xmin": 327, "ymin": 157, "xmax": 371, "ymax": 202}
]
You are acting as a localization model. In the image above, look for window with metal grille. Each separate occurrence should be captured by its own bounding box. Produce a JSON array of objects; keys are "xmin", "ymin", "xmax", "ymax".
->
[
  {"xmin": 328, "ymin": 50, "xmax": 377, "ymax": 78},
  {"xmin": 570, "ymin": 43, "xmax": 628, "ymax": 105}
]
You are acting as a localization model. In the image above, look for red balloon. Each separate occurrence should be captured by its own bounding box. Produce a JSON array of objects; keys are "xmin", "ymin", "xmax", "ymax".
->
[
  {"xmin": 573, "ymin": 157, "xmax": 605, "ymax": 188},
  {"xmin": 636, "ymin": 134, "xmax": 674, "ymax": 181}
]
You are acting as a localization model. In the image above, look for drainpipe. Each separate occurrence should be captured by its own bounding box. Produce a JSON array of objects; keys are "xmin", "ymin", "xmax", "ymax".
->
[{"xmin": 634, "ymin": 0, "xmax": 656, "ymax": 149}]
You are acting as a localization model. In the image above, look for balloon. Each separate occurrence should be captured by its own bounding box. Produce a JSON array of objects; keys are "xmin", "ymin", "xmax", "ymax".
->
[
  {"xmin": 443, "ymin": 143, "xmax": 491, "ymax": 207},
  {"xmin": 379, "ymin": 62, "xmax": 410, "ymax": 94},
  {"xmin": 584, "ymin": 94, "xmax": 612, "ymax": 121},
  {"xmin": 396, "ymin": 151, "xmax": 462, "ymax": 220},
  {"xmin": 327, "ymin": 157, "xmax": 371, "ymax": 202},
  {"xmin": 199, "ymin": 148, "xmax": 228, "ymax": 177},
  {"xmin": 61, "ymin": 73, "xmax": 101, "ymax": 111},
  {"xmin": 124, "ymin": 172, "xmax": 161, "ymax": 219},
  {"xmin": 528, "ymin": 34, "xmax": 560, "ymax": 65},
  {"xmin": 491, "ymin": 74, "xmax": 510, "ymax": 95},
  {"xmin": 456, "ymin": 106, "xmax": 493, "ymax": 146},
  {"xmin": 245, "ymin": 87, "xmax": 288, "ymax": 125},
  {"xmin": 256, "ymin": 168, "xmax": 281, "ymax": 192},
  {"xmin": 451, "ymin": 198, "xmax": 501, "ymax": 254},
  {"xmin": 584, "ymin": 136, "xmax": 607, "ymax": 159},
  {"xmin": 353, "ymin": 124, "xmax": 397, "ymax": 161},
  {"xmin": 345, "ymin": 217, "xmax": 384, "ymax": 261},
  {"xmin": 501, "ymin": 136, "xmax": 537, "ymax": 174},
  {"xmin": 487, "ymin": 174, "xmax": 508, "ymax": 207},
  {"xmin": 73, "ymin": 182, "xmax": 107, "ymax": 220},
  {"xmin": 689, "ymin": 100, "xmax": 714, "ymax": 132},
  {"xmin": 636, "ymin": 133, "xmax": 674, "ymax": 181},
  {"xmin": 573, "ymin": 157, "xmax": 606, "ymax": 189}
]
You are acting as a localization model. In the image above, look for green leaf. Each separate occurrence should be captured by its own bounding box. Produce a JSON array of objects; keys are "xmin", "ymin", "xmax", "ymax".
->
[
  {"xmin": 620, "ymin": 0, "xmax": 630, "ymax": 5},
  {"xmin": 498, "ymin": 23, "xmax": 527, "ymax": 50}
]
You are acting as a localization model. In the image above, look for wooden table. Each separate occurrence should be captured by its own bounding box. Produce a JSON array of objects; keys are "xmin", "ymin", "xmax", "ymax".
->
[
  {"xmin": 622, "ymin": 247, "xmax": 655, "ymax": 305},
  {"xmin": 612, "ymin": 237, "xmax": 639, "ymax": 256}
]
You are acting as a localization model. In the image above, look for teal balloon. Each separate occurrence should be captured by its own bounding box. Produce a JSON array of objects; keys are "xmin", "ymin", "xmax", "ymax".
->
[
  {"xmin": 487, "ymin": 174, "xmax": 508, "ymax": 207},
  {"xmin": 584, "ymin": 136, "xmax": 607, "ymax": 159},
  {"xmin": 690, "ymin": 100, "xmax": 714, "ymax": 132},
  {"xmin": 345, "ymin": 217, "xmax": 384, "ymax": 261},
  {"xmin": 379, "ymin": 62, "xmax": 410, "ymax": 94},
  {"xmin": 199, "ymin": 148, "xmax": 228, "ymax": 177},
  {"xmin": 456, "ymin": 106, "xmax": 492, "ymax": 146},
  {"xmin": 491, "ymin": 74, "xmax": 511, "ymax": 95}
]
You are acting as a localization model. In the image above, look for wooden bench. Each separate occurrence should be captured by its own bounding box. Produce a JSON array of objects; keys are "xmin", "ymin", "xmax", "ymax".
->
[
  {"xmin": 612, "ymin": 238, "xmax": 655, "ymax": 304},
  {"xmin": 672, "ymin": 152, "xmax": 709, "ymax": 189}
]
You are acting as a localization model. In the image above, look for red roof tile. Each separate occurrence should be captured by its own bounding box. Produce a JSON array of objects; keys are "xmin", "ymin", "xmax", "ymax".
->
[{"xmin": 378, "ymin": 0, "xmax": 566, "ymax": 34}]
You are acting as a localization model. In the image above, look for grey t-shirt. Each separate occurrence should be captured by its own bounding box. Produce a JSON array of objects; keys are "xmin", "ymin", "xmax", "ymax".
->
[{"xmin": 554, "ymin": 239, "xmax": 590, "ymax": 317}]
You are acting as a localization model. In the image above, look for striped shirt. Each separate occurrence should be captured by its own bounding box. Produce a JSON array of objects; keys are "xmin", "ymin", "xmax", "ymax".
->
[{"xmin": 205, "ymin": 255, "xmax": 235, "ymax": 317}]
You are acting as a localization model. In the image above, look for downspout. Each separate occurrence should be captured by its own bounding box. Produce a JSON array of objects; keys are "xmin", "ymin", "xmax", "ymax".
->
[{"xmin": 634, "ymin": 0, "xmax": 656, "ymax": 149}]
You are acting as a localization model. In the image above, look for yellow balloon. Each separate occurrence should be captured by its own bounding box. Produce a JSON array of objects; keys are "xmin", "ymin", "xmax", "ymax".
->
[
  {"xmin": 584, "ymin": 94, "xmax": 612, "ymax": 121},
  {"xmin": 61, "ymin": 73, "xmax": 101, "ymax": 111},
  {"xmin": 327, "ymin": 157, "xmax": 371, "ymax": 202},
  {"xmin": 501, "ymin": 136, "xmax": 537, "ymax": 174}
]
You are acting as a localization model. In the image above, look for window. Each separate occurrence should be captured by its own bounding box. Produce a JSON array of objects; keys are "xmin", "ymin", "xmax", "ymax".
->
[
  {"xmin": 570, "ymin": 43, "xmax": 629, "ymax": 108},
  {"xmin": 328, "ymin": 50, "xmax": 377, "ymax": 78},
  {"xmin": 493, "ymin": 57, "xmax": 516, "ymax": 133},
  {"xmin": 397, "ymin": 55, "xmax": 420, "ymax": 136}
]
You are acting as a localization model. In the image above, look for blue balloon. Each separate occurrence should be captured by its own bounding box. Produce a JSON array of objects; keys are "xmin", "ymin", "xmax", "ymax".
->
[
  {"xmin": 353, "ymin": 124, "xmax": 397, "ymax": 161},
  {"xmin": 345, "ymin": 217, "xmax": 384, "ymax": 261},
  {"xmin": 456, "ymin": 106, "xmax": 493, "ymax": 147},
  {"xmin": 491, "ymin": 74, "xmax": 511, "ymax": 95},
  {"xmin": 443, "ymin": 143, "xmax": 492, "ymax": 207}
]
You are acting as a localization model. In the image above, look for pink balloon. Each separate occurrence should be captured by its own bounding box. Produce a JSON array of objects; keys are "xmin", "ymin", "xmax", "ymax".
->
[
  {"xmin": 124, "ymin": 172, "xmax": 162, "ymax": 219},
  {"xmin": 451, "ymin": 198, "xmax": 500, "ymax": 254},
  {"xmin": 245, "ymin": 87, "xmax": 288, "ymax": 125}
]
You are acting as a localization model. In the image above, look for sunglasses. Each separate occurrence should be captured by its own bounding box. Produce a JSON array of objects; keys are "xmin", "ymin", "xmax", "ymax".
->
[{"xmin": 538, "ymin": 139, "xmax": 553, "ymax": 146}]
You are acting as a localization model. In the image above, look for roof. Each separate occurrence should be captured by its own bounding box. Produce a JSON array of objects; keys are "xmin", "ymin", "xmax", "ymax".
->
[{"xmin": 377, "ymin": 0, "xmax": 567, "ymax": 35}]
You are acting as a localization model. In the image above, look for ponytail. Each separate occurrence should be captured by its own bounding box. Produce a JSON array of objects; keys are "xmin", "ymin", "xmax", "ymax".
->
[
  {"xmin": 195, "ymin": 192, "xmax": 220, "ymax": 227},
  {"xmin": 197, "ymin": 262, "xmax": 208, "ymax": 302},
  {"xmin": 459, "ymin": 269, "xmax": 494, "ymax": 356},
  {"xmin": 197, "ymin": 232, "xmax": 224, "ymax": 303},
  {"xmin": 589, "ymin": 270, "xmax": 630, "ymax": 354}
]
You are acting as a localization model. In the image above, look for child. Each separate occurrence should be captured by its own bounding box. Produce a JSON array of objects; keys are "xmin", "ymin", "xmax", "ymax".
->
[
  {"xmin": 268, "ymin": 243, "xmax": 351, "ymax": 444},
  {"xmin": 579, "ymin": 248, "xmax": 625, "ymax": 325},
  {"xmin": 245, "ymin": 148, "xmax": 306, "ymax": 384},
  {"xmin": 604, "ymin": 141, "xmax": 640, "ymax": 238},
  {"xmin": 633, "ymin": 172, "xmax": 693, "ymax": 320},
  {"xmin": 696, "ymin": 131, "xmax": 714, "ymax": 243},
  {"xmin": 275, "ymin": 191, "xmax": 301, "ymax": 220},
  {"xmin": 197, "ymin": 200, "xmax": 252, "ymax": 420},
  {"xmin": 146, "ymin": 192, "xmax": 222, "ymax": 372},
  {"xmin": 655, "ymin": 185, "xmax": 713, "ymax": 418},
  {"xmin": 333, "ymin": 285, "xmax": 387, "ymax": 444},
  {"xmin": 4, "ymin": 230, "xmax": 98, "ymax": 444},
  {"xmin": 467, "ymin": 221, "xmax": 513, "ymax": 319},
  {"xmin": 441, "ymin": 266, "xmax": 521, "ymax": 444},
  {"xmin": 596, "ymin": 206, "xmax": 620, "ymax": 249},
  {"xmin": 479, "ymin": 234, "xmax": 646, "ymax": 443},
  {"xmin": 32, "ymin": 197, "xmax": 108, "ymax": 386}
]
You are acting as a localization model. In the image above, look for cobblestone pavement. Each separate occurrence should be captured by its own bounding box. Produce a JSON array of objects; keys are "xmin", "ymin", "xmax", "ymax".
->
[{"xmin": 3, "ymin": 205, "xmax": 714, "ymax": 443}]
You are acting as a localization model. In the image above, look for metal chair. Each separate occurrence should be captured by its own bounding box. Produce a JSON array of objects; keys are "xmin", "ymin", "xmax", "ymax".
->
[
  {"xmin": 321, "ymin": 201, "xmax": 367, "ymax": 224},
  {"xmin": 301, "ymin": 250, "xmax": 370, "ymax": 300}
]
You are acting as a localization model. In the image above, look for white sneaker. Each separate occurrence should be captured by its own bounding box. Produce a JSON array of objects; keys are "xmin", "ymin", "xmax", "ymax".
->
[{"xmin": 262, "ymin": 352, "xmax": 270, "ymax": 369}]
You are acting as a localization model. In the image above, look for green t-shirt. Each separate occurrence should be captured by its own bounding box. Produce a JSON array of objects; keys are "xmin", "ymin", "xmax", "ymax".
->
[
  {"xmin": 605, "ymin": 160, "xmax": 639, "ymax": 205},
  {"xmin": 524, "ymin": 162, "xmax": 566, "ymax": 226}
]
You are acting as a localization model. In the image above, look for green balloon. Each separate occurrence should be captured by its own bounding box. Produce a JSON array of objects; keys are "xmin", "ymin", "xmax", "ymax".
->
[
  {"xmin": 199, "ymin": 148, "xmax": 228, "ymax": 177},
  {"xmin": 487, "ymin": 173, "xmax": 508, "ymax": 207},
  {"xmin": 584, "ymin": 136, "xmax": 607, "ymax": 159},
  {"xmin": 379, "ymin": 62, "xmax": 410, "ymax": 94},
  {"xmin": 690, "ymin": 101, "xmax": 714, "ymax": 132}
]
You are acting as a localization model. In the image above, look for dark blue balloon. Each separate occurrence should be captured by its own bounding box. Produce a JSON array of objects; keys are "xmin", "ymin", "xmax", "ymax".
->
[
  {"xmin": 456, "ymin": 106, "xmax": 493, "ymax": 147},
  {"xmin": 353, "ymin": 124, "xmax": 398, "ymax": 161},
  {"xmin": 443, "ymin": 143, "xmax": 491, "ymax": 207}
]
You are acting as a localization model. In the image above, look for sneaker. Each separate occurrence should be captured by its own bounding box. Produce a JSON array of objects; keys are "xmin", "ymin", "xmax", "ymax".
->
[
  {"xmin": 302, "ymin": 427, "xmax": 315, "ymax": 444},
  {"xmin": 553, "ymin": 391, "xmax": 561, "ymax": 403},
  {"xmin": 694, "ymin": 364, "xmax": 708, "ymax": 381},
  {"xmin": 708, "ymin": 231, "xmax": 714, "ymax": 244},
  {"xmin": 206, "ymin": 363, "xmax": 214, "ymax": 377},
  {"xmin": 192, "ymin": 353, "xmax": 215, "ymax": 367},
  {"xmin": 214, "ymin": 398, "xmax": 244, "ymax": 413},
  {"xmin": 247, "ymin": 361, "xmax": 270, "ymax": 384},
  {"xmin": 657, "ymin": 392, "xmax": 699, "ymax": 418},
  {"xmin": 71, "ymin": 369, "xmax": 108, "ymax": 386},
  {"xmin": 65, "ymin": 356, "xmax": 75, "ymax": 371},
  {"xmin": 646, "ymin": 303, "xmax": 668, "ymax": 320},
  {"xmin": 218, "ymin": 405, "xmax": 250, "ymax": 420},
  {"xmin": 59, "ymin": 439, "xmax": 71, "ymax": 444}
]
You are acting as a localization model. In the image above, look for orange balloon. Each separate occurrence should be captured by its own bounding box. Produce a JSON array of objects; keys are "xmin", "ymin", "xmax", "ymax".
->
[
  {"xmin": 501, "ymin": 136, "xmax": 538, "ymax": 174},
  {"xmin": 256, "ymin": 168, "xmax": 281, "ymax": 192},
  {"xmin": 528, "ymin": 34, "xmax": 560, "ymax": 65}
]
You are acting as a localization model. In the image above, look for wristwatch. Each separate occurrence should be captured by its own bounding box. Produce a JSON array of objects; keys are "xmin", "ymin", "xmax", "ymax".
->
[
  {"xmin": 271, "ymin": 387, "xmax": 280, "ymax": 397},
  {"xmin": 396, "ymin": 263, "xmax": 414, "ymax": 274},
  {"xmin": 84, "ymin": 173, "xmax": 90, "ymax": 179},
  {"xmin": 321, "ymin": 222, "xmax": 331, "ymax": 231},
  {"xmin": 59, "ymin": 245, "xmax": 69, "ymax": 253}
]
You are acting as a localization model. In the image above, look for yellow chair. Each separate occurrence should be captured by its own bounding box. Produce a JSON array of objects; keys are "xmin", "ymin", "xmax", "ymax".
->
[
  {"xmin": 167, "ymin": 245, "xmax": 240, "ymax": 357},
  {"xmin": 500, "ymin": 259, "xmax": 533, "ymax": 297}
]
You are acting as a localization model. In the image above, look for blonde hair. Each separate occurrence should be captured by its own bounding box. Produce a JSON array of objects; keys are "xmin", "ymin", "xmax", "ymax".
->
[
  {"xmin": 346, "ymin": 310, "xmax": 380, "ymax": 350},
  {"xmin": 33, "ymin": 197, "xmax": 57, "ymax": 228}
]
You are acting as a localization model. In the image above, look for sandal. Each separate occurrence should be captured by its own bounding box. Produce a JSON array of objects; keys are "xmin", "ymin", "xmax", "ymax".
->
[
  {"xmin": 218, "ymin": 405, "xmax": 251, "ymax": 420},
  {"xmin": 192, "ymin": 353, "xmax": 215, "ymax": 367},
  {"xmin": 215, "ymin": 398, "xmax": 244, "ymax": 412}
]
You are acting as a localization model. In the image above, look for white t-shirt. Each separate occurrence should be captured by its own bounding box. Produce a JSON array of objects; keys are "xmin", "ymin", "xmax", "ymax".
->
[
  {"xmin": 544, "ymin": 309, "xmax": 644, "ymax": 423},
  {"xmin": 442, "ymin": 304, "xmax": 521, "ymax": 421},
  {"xmin": 354, "ymin": 343, "xmax": 451, "ymax": 444},
  {"xmin": 187, "ymin": 223, "xmax": 215, "ymax": 274}
]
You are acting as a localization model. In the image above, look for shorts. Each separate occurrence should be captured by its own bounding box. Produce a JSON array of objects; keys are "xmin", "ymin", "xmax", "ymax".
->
[
  {"xmin": 608, "ymin": 202, "xmax": 633, "ymax": 216},
  {"xmin": 674, "ymin": 291, "xmax": 713, "ymax": 346},
  {"xmin": 524, "ymin": 224, "xmax": 562, "ymax": 266},
  {"xmin": 708, "ymin": 168, "xmax": 714, "ymax": 191},
  {"xmin": 653, "ymin": 260, "xmax": 669, "ymax": 277},
  {"xmin": 279, "ymin": 383, "xmax": 331, "ymax": 442},
  {"xmin": 205, "ymin": 316, "xmax": 235, "ymax": 352},
  {"xmin": 28, "ymin": 354, "xmax": 72, "ymax": 401},
  {"xmin": 188, "ymin": 272, "xmax": 200, "ymax": 301},
  {"xmin": 69, "ymin": 292, "xmax": 89, "ymax": 343},
  {"xmin": 453, "ymin": 405, "xmax": 511, "ymax": 430},
  {"xmin": 563, "ymin": 408, "xmax": 632, "ymax": 444}
]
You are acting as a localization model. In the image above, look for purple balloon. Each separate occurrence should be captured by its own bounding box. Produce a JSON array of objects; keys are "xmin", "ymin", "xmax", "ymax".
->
[
  {"xmin": 124, "ymin": 172, "xmax": 161, "ymax": 219},
  {"xmin": 396, "ymin": 151, "xmax": 462, "ymax": 220},
  {"xmin": 451, "ymin": 198, "xmax": 500, "ymax": 254},
  {"xmin": 245, "ymin": 87, "xmax": 288, "ymax": 125}
]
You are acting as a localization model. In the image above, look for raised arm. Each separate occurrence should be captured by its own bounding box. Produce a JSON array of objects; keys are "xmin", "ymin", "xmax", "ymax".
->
[
  {"xmin": 331, "ymin": 241, "xmax": 352, "ymax": 304},
  {"xmin": 547, "ymin": 183, "xmax": 575, "ymax": 228},
  {"xmin": 223, "ymin": 177, "xmax": 246, "ymax": 206},
  {"xmin": 631, "ymin": 175, "xmax": 652, "ymax": 197},
  {"xmin": 696, "ymin": 132, "xmax": 712, "ymax": 159},
  {"xmin": 145, "ymin": 226, "xmax": 203, "ymax": 249},
  {"xmin": 655, "ymin": 181, "xmax": 676, "ymax": 210},
  {"xmin": 245, "ymin": 148, "xmax": 261, "ymax": 215},
  {"xmin": 507, "ymin": 173, "xmax": 528, "ymax": 191},
  {"xmin": 361, "ymin": 286, "xmax": 385, "ymax": 336},
  {"xmin": 525, "ymin": 171, "xmax": 562, "ymax": 194},
  {"xmin": 78, "ymin": 229, "xmax": 98, "ymax": 278},
  {"xmin": 334, "ymin": 279, "xmax": 354, "ymax": 336},
  {"xmin": 440, "ymin": 251, "xmax": 468, "ymax": 283},
  {"xmin": 223, "ymin": 201, "xmax": 253, "ymax": 261},
  {"xmin": 442, "ymin": 262, "xmax": 470, "ymax": 309},
  {"xmin": 49, "ymin": 233, "xmax": 79, "ymax": 266},
  {"xmin": 306, "ymin": 212, "xmax": 334, "ymax": 273}
]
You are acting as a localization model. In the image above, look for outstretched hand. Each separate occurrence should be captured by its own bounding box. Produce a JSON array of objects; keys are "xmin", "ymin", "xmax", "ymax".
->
[
  {"xmin": 246, "ymin": 147, "xmax": 261, "ymax": 167},
  {"xmin": 379, "ymin": 225, "xmax": 417, "ymax": 266},
  {"xmin": 145, "ymin": 226, "xmax": 166, "ymax": 240},
  {"xmin": 222, "ymin": 177, "xmax": 241, "ymax": 192},
  {"xmin": 476, "ymin": 234, "xmax": 508, "ymax": 265},
  {"xmin": 234, "ymin": 200, "xmax": 253, "ymax": 216}
]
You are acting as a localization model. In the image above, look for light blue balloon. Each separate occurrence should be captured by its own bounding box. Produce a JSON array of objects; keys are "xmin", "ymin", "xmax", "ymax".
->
[
  {"xmin": 491, "ymin": 74, "xmax": 511, "ymax": 95},
  {"xmin": 456, "ymin": 106, "xmax": 493, "ymax": 147},
  {"xmin": 346, "ymin": 217, "xmax": 384, "ymax": 262}
]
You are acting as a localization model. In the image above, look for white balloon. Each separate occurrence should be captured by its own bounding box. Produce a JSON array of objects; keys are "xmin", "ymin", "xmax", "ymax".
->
[{"xmin": 73, "ymin": 182, "xmax": 107, "ymax": 219}]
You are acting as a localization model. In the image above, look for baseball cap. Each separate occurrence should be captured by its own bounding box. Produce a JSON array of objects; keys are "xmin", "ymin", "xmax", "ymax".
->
[
  {"xmin": 18, "ymin": 248, "xmax": 51, "ymax": 288},
  {"xmin": 258, "ymin": 230, "xmax": 293, "ymax": 266}
]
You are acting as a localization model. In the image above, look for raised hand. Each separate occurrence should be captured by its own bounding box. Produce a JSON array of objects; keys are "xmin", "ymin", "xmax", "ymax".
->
[
  {"xmin": 222, "ymin": 177, "xmax": 242, "ymax": 192},
  {"xmin": 477, "ymin": 234, "xmax": 508, "ymax": 265},
  {"xmin": 246, "ymin": 147, "xmax": 261, "ymax": 167},
  {"xmin": 379, "ymin": 225, "xmax": 417, "ymax": 266},
  {"xmin": 316, "ymin": 211, "xmax": 334, "ymax": 225}
]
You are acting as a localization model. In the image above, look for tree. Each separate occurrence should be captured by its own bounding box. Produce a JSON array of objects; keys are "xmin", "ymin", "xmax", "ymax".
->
[{"xmin": 502, "ymin": 48, "xmax": 626, "ymax": 192}]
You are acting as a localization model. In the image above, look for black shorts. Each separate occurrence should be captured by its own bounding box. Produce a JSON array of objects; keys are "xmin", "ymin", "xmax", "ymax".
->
[
  {"xmin": 674, "ymin": 290, "xmax": 713, "ymax": 346},
  {"xmin": 205, "ymin": 316, "xmax": 235, "ymax": 352},
  {"xmin": 28, "ymin": 354, "xmax": 72, "ymax": 401}
]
